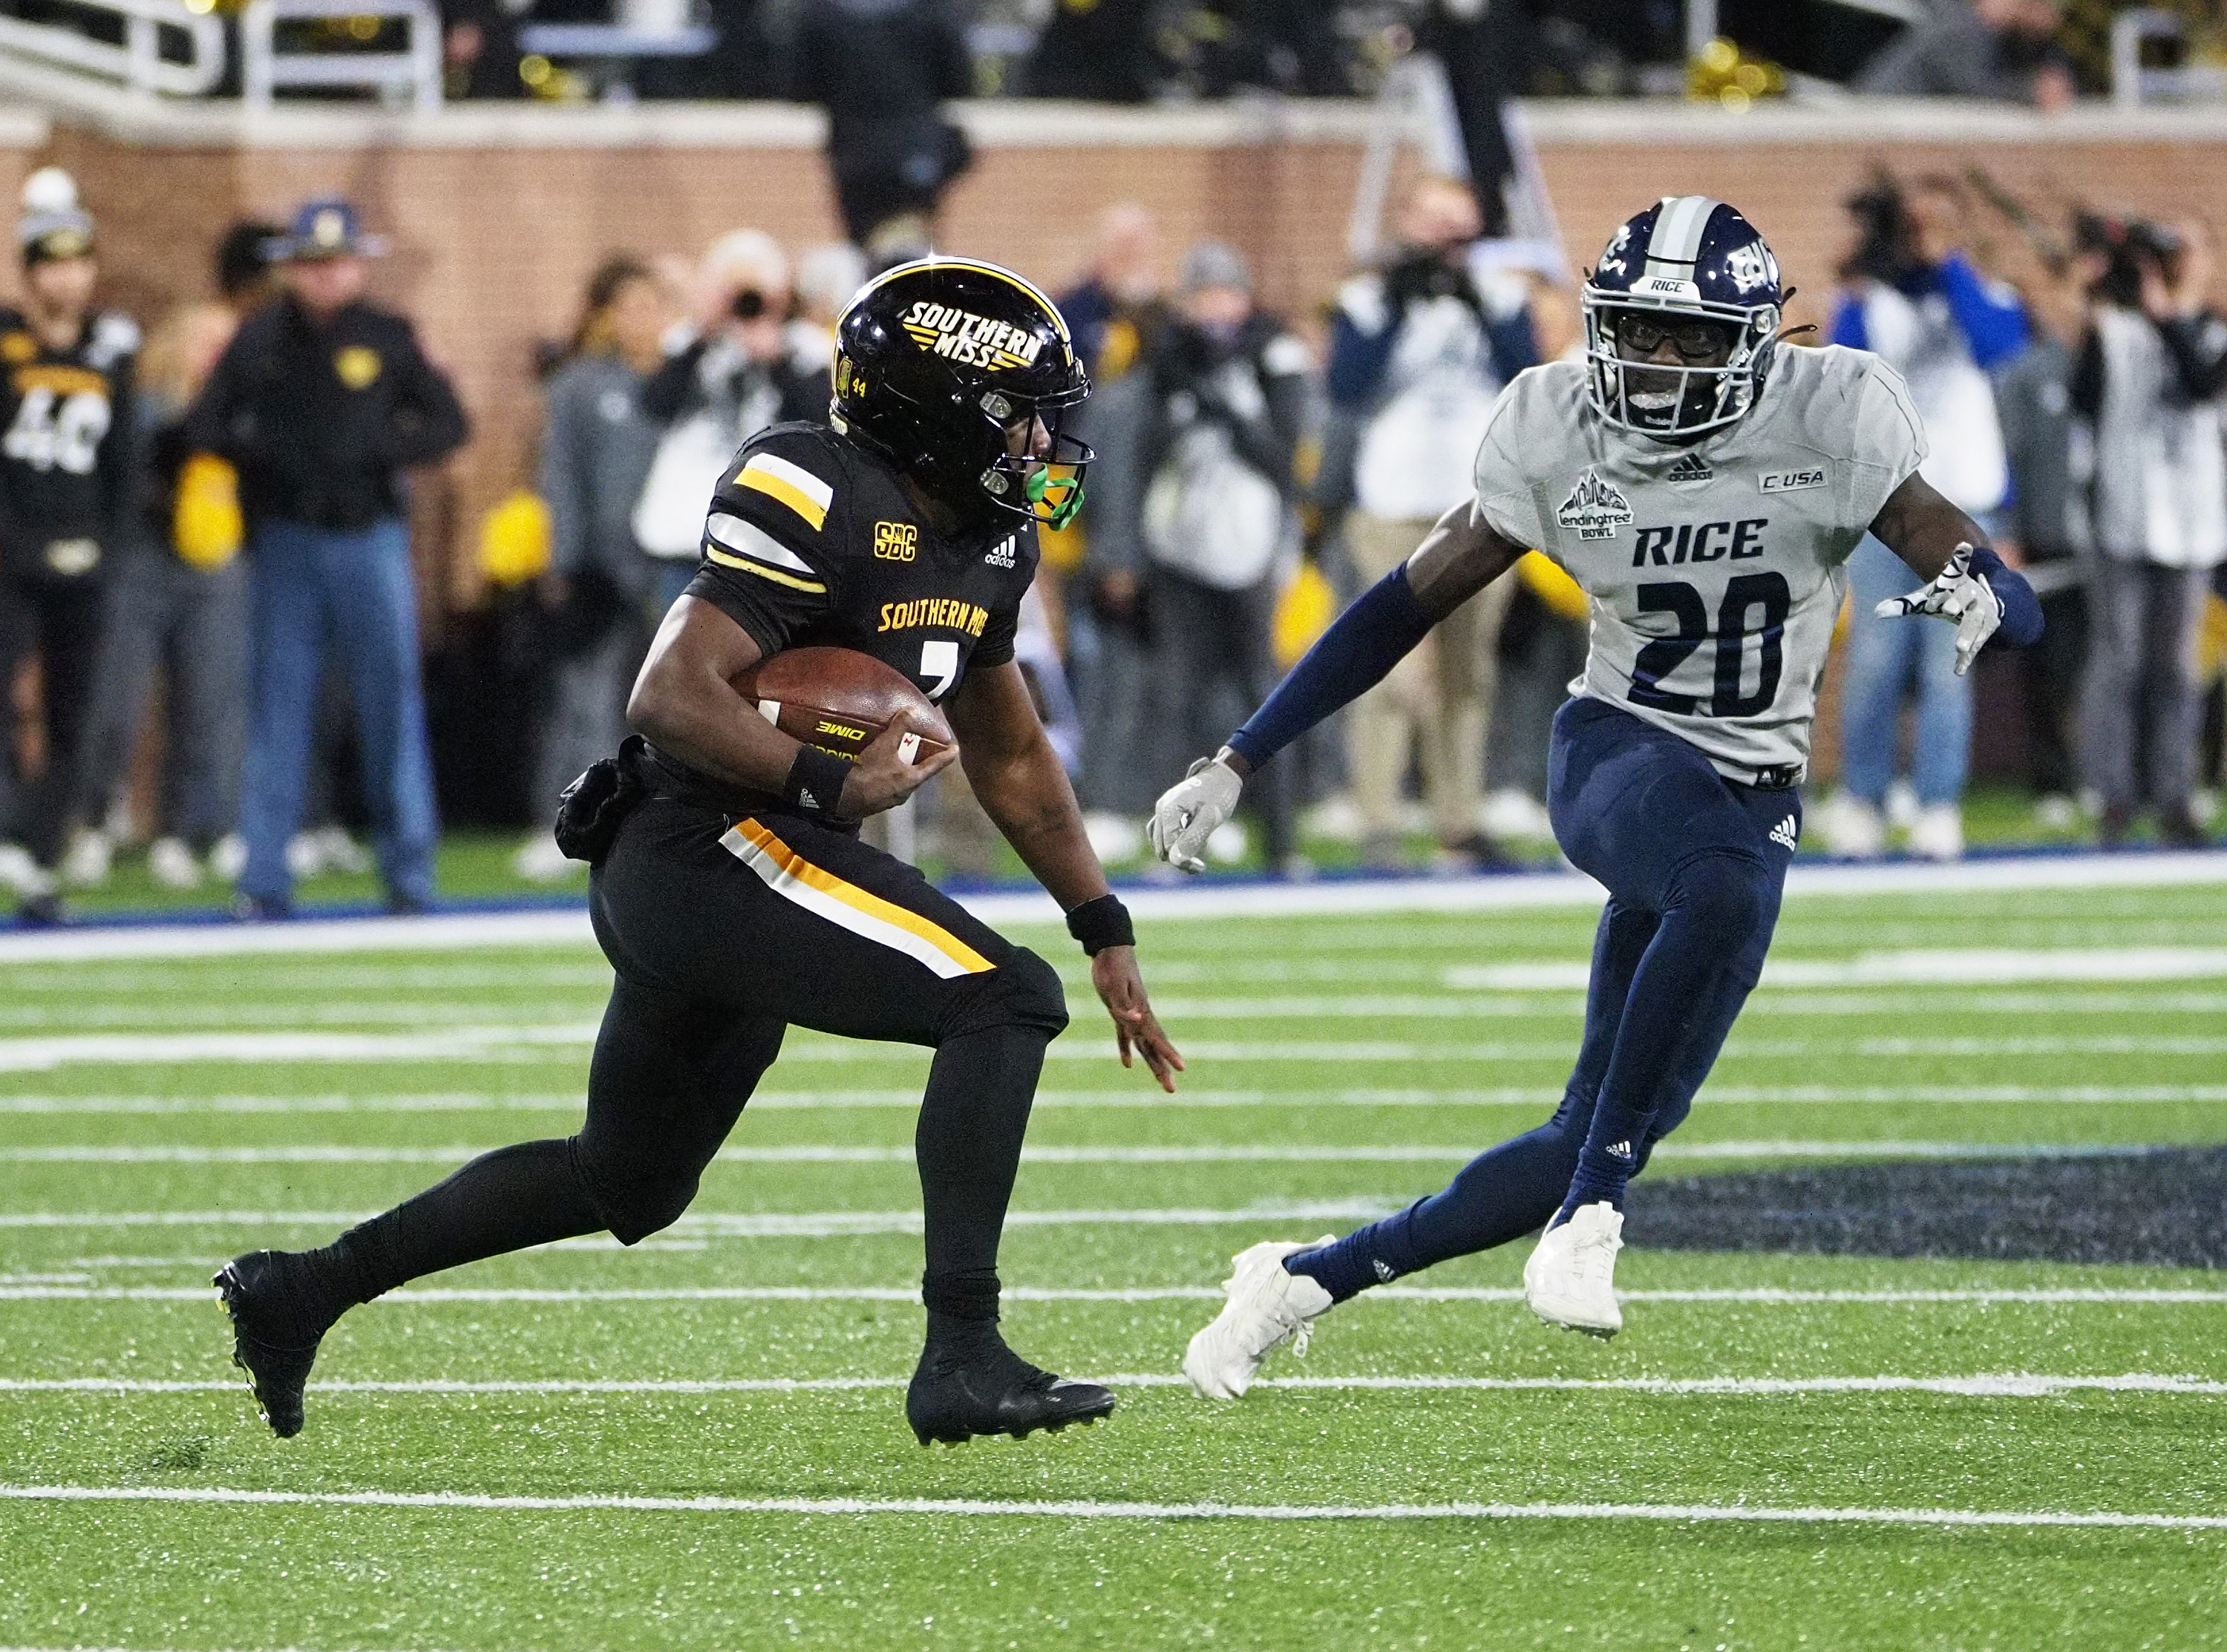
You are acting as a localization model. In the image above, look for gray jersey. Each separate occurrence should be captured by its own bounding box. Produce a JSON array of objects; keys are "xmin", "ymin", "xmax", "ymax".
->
[{"xmin": 1473, "ymin": 344, "xmax": 1925, "ymax": 782}]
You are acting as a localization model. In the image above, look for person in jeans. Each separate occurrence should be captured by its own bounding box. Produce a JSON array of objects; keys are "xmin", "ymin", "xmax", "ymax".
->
[
  {"xmin": 64, "ymin": 219, "xmax": 281, "ymax": 892},
  {"xmin": 1827, "ymin": 177, "xmax": 2028, "ymax": 860},
  {"xmin": 186, "ymin": 197, "xmax": 468, "ymax": 917},
  {"xmin": 513, "ymin": 258, "xmax": 671, "ymax": 882},
  {"xmin": 1093, "ymin": 240, "xmax": 1309, "ymax": 873},
  {"xmin": 1320, "ymin": 177, "xmax": 1538, "ymax": 868},
  {"xmin": 2076, "ymin": 217, "xmax": 2226, "ymax": 848},
  {"xmin": 68, "ymin": 298, "xmax": 249, "ymax": 892}
]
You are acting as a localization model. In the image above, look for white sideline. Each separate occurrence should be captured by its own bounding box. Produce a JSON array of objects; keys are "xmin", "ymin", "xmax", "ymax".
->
[
  {"xmin": 2, "ymin": 1373, "xmax": 2223, "ymax": 1400},
  {"xmin": 0, "ymin": 852, "xmax": 2217, "ymax": 963},
  {"xmin": 8, "ymin": 1285, "xmax": 2227, "ymax": 1305},
  {"xmin": 0, "ymin": 1138, "xmax": 2174, "ymax": 1166},
  {"xmin": 3, "ymin": 1481, "xmax": 2224, "ymax": 1530}
]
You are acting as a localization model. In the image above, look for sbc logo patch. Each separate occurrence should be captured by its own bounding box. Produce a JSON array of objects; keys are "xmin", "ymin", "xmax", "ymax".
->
[{"xmin": 874, "ymin": 521, "xmax": 917, "ymax": 561}]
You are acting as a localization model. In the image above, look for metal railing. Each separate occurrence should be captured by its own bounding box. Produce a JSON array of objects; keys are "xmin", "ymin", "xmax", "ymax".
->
[
  {"xmin": 0, "ymin": 0, "xmax": 224, "ymax": 97},
  {"xmin": 240, "ymin": 0, "xmax": 441, "ymax": 111},
  {"xmin": 2113, "ymin": 8, "xmax": 2226, "ymax": 108}
]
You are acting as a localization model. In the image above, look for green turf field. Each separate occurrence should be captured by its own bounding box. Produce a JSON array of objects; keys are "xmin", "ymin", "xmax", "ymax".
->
[{"xmin": 3, "ymin": 866, "xmax": 2226, "ymax": 1650}]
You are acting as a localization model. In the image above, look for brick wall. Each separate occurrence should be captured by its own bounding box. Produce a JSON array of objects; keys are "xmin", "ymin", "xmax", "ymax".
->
[
  {"xmin": 5, "ymin": 108, "xmax": 2220, "ymax": 616},
  {"xmin": 1, "ymin": 102, "xmax": 2217, "ymax": 748}
]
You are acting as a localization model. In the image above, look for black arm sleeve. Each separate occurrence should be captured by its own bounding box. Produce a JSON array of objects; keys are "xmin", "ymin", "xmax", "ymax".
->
[
  {"xmin": 2070, "ymin": 326, "xmax": 2105, "ymax": 421},
  {"xmin": 641, "ymin": 339, "xmax": 710, "ymax": 425},
  {"xmin": 2155, "ymin": 310, "xmax": 2227, "ymax": 403},
  {"xmin": 96, "ymin": 351, "xmax": 140, "ymax": 546},
  {"xmin": 384, "ymin": 327, "xmax": 470, "ymax": 468}
]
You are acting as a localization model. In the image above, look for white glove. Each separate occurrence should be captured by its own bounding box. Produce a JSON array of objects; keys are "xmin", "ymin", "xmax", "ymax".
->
[
  {"xmin": 1872, "ymin": 542, "xmax": 2004, "ymax": 678},
  {"xmin": 1148, "ymin": 755, "xmax": 1243, "ymax": 873}
]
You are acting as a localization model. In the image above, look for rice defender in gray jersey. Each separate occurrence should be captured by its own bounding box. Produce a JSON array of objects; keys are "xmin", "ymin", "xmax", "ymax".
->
[{"xmin": 1472, "ymin": 343, "xmax": 1926, "ymax": 784}]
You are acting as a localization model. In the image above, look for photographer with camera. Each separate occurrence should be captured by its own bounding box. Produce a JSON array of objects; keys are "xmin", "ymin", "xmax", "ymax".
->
[
  {"xmin": 1090, "ymin": 240, "xmax": 1310, "ymax": 874},
  {"xmin": 1318, "ymin": 177, "xmax": 1539, "ymax": 870},
  {"xmin": 2073, "ymin": 215, "xmax": 2225, "ymax": 848},
  {"xmin": 632, "ymin": 232, "xmax": 830, "ymax": 613},
  {"xmin": 1825, "ymin": 174, "xmax": 2030, "ymax": 861}
]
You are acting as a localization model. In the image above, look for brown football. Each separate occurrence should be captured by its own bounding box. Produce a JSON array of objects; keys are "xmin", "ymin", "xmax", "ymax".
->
[{"xmin": 733, "ymin": 646, "xmax": 955, "ymax": 764}]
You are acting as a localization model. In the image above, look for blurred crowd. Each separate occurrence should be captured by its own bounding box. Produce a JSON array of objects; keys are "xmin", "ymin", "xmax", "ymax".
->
[
  {"xmin": 401, "ymin": 1, "xmax": 2227, "ymax": 110},
  {"xmin": 4, "ymin": 153, "xmax": 2223, "ymax": 925}
]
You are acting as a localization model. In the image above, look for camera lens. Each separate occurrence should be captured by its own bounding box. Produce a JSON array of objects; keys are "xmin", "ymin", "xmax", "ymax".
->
[{"xmin": 731, "ymin": 289, "xmax": 767, "ymax": 321}]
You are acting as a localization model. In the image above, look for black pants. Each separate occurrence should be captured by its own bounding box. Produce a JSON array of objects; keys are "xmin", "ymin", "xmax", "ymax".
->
[
  {"xmin": 0, "ymin": 571, "xmax": 104, "ymax": 868},
  {"xmin": 322, "ymin": 796, "xmax": 1069, "ymax": 1325}
]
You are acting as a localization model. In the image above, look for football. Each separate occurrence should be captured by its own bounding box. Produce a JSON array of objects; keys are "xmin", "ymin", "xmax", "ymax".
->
[{"xmin": 734, "ymin": 645, "xmax": 955, "ymax": 764}]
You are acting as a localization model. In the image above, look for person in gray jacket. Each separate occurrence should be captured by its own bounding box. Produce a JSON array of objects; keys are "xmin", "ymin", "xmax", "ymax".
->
[
  {"xmin": 2073, "ymin": 217, "xmax": 2225, "ymax": 848},
  {"xmin": 514, "ymin": 258, "xmax": 672, "ymax": 882},
  {"xmin": 1090, "ymin": 240, "xmax": 1310, "ymax": 873}
]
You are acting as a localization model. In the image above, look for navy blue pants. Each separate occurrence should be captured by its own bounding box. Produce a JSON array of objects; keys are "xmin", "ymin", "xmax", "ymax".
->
[{"xmin": 1292, "ymin": 697, "xmax": 1802, "ymax": 1298}]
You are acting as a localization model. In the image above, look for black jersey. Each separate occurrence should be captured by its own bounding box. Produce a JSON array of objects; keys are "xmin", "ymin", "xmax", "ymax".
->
[
  {"xmin": 0, "ymin": 307, "xmax": 137, "ymax": 583},
  {"xmin": 659, "ymin": 420, "xmax": 1040, "ymax": 815}
]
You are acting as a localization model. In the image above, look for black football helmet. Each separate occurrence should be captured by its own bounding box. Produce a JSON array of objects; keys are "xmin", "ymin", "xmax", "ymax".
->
[
  {"xmin": 831, "ymin": 257, "xmax": 1091, "ymax": 528},
  {"xmin": 1583, "ymin": 195, "xmax": 1788, "ymax": 441}
]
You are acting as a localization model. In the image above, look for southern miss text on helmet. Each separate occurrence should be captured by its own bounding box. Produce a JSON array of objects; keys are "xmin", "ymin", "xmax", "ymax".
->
[
  {"xmin": 1583, "ymin": 195, "xmax": 1788, "ymax": 442},
  {"xmin": 832, "ymin": 258, "xmax": 1091, "ymax": 528}
]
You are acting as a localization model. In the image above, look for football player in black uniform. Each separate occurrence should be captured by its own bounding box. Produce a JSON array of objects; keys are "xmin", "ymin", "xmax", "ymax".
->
[
  {"xmin": 216, "ymin": 258, "xmax": 1183, "ymax": 1446},
  {"xmin": 0, "ymin": 170, "xmax": 137, "ymax": 926}
]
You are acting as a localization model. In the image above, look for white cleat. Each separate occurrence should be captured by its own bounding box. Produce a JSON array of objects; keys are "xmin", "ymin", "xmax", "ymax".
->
[
  {"xmin": 1523, "ymin": 1202, "xmax": 1625, "ymax": 1337},
  {"xmin": 1183, "ymin": 1237, "xmax": 1336, "ymax": 1399}
]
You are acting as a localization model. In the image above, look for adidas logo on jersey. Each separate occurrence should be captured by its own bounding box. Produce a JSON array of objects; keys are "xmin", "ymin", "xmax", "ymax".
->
[
  {"xmin": 1556, "ymin": 469, "xmax": 1632, "ymax": 541},
  {"xmin": 984, "ymin": 535, "xmax": 1017, "ymax": 569},
  {"xmin": 1667, "ymin": 452, "xmax": 1713, "ymax": 484},
  {"xmin": 1770, "ymin": 815, "xmax": 1799, "ymax": 850}
]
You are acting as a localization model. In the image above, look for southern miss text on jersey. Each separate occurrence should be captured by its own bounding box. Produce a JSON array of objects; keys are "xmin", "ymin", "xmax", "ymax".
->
[
  {"xmin": 1474, "ymin": 343, "xmax": 1926, "ymax": 784},
  {"xmin": 0, "ymin": 307, "xmax": 138, "ymax": 581},
  {"xmin": 673, "ymin": 421, "xmax": 1038, "ymax": 808}
]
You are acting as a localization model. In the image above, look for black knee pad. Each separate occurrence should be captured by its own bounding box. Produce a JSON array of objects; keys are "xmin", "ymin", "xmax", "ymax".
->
[
  {"xmin": 941, "ymin": 944, "xmax": 1070, "ymax": 1043},
  {"xmin": 569, "ymin": 1134, "xmax": 702, "ymax": 1246}
]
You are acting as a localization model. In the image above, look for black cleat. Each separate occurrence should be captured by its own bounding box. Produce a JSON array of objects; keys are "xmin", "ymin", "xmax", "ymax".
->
[
  {"xmin": 213, "ymin": 1250, "xmax": 335, "ymax": 1438},
  {"xmin": 906, "ymin": 1328, "xmax": 1116, "ymax": 1446}
]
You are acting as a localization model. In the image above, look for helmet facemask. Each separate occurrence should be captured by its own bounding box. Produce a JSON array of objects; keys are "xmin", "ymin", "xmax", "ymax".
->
[
  {"xmin": 1582, "ymin": 288, "xmax": 1782, "ymax": 442},
  {"xmin": 975, "ymin": 383, "xmax": 1093, "ymax": 530}
]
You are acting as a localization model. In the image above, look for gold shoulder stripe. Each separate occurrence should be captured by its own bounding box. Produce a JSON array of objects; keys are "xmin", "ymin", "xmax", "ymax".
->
[{"xmin": 704, "ymin": 545, "xmax": 827, "ymax": 593}]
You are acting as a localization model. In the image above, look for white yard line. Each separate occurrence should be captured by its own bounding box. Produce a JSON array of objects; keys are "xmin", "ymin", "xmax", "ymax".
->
[
  {"xmin": 4, "ymin": 1481, "xmax": 2226, "ymax": 1530},
  {"xmin": 0, "ymin": 1138, "xmax": 2180, "ymax": 1169},
  {"xmin": 1, "ymin": 1372, "xmax": 2223, "ymax": 1400},
  {"xmin": 2, "ymin": 1084, "xmax": 2220, "ymax": 1115},
  {"xmin": 7, "ymin": 1285, "xmax": 2227, "ymax": 1305},
  {"xmin": 0, "ymin": 853, "xmax": 2217, "ymax": 965},
  {"xmin": 0, "ymin": 1204, "xmax": 1404, "ymax": 1233},
  {"xmin": 1445, "ymin": 948, "xmax": 2227, "ymax": 991},
  {"xmin": 19, "ymin": 1026, "xmax": 2208, "ymax": 1070}
]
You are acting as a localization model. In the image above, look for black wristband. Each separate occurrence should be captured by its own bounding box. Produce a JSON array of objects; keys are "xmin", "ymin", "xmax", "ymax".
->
[
  {"xmin": 1065, "ymin": 893, "xmax": 1135, "ymax": 956},
  {"xmin": 784, "ymin": 744, "xmax": 852, "ymax": 817}
]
